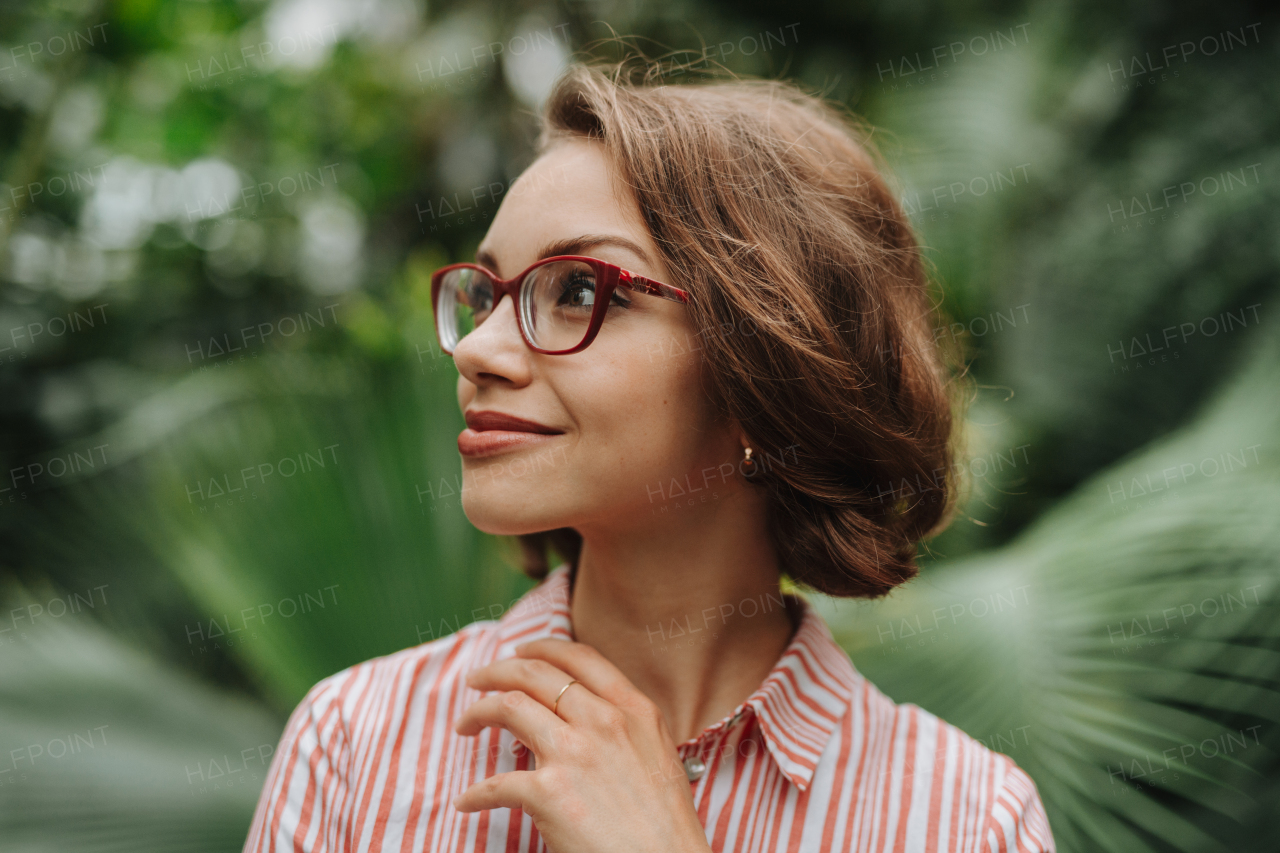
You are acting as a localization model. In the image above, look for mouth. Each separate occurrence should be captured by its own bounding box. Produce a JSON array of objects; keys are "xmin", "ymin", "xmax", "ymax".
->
[
  {"xmin": 464, "ymin": 411, "xmax": 563, "ymax": 434},
  {"xmin": 459, "ymin": 410, "xmax": 565, "ymax": 458}
]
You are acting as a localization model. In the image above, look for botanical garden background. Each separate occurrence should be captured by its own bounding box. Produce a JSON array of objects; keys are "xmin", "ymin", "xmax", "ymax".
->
[{"xmin": 1, "ymin": 0, "xmax": 1278, "ymax": 850}]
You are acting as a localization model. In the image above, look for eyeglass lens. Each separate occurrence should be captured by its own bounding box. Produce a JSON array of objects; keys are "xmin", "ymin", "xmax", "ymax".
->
[{"xmin": 437, "ymin": 260, "xmax": 608, "ymax": 352}]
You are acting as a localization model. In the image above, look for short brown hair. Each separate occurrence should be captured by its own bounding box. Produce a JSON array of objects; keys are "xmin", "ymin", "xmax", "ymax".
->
[{"xmin": 515, "ymin": 57, "xmax": 963, "ymax": 598}]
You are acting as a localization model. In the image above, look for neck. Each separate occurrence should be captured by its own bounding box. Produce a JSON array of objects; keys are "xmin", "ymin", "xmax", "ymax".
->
[{"xmin": 567, "ymin": 492, "xmax": 798, "ymax": 744}]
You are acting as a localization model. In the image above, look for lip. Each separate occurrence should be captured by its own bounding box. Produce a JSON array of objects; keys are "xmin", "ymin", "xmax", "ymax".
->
[
  {"xmin": 464, "ymin": 410, "xmax": 563, "ymax": 434},
  {"xmin": 459, "ymin": 410, "xmax": 565, "ymax": 458}
]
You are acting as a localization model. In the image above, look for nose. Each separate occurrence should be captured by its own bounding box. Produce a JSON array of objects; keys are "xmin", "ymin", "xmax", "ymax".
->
[{"xmin": 452, "ymin": 291, "xmax": 532, "ymax": 386}]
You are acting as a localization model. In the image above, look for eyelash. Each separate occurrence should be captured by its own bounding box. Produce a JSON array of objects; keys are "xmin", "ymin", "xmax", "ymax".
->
[{"xmin": 560, "ymin": 275, "xmax": 631, "ymax": 309}]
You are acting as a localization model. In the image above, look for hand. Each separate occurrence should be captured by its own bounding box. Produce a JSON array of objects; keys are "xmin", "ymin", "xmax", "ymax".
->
[{"xmin": 453, "ymin": 638, "xmax": 712, "ymax": 853}]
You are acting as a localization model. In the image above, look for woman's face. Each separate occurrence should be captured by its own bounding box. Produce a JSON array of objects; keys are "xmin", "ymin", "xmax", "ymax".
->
[{"xmin": 454, "ymin": 137, "xmax": 742, "ymax": 536}]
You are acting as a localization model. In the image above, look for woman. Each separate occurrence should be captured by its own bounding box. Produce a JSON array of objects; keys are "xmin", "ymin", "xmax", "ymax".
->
[{"xmin": 245, "ymin": 60, "xmax": 1054, "ymax": 853}]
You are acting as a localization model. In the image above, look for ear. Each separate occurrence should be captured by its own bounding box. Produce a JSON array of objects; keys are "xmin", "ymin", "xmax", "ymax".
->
[{"xmin": 726, "ymin": 420, "xmax": 754, "ymax": 453}]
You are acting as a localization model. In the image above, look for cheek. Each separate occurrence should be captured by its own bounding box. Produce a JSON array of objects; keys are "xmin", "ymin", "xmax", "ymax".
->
[{"xmin": 566, "ymin": 351, "xmax": 709, "ymax": 495}]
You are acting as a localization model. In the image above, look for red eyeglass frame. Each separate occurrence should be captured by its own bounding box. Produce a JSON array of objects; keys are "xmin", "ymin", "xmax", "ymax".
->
[{"xmin": 430, "ymin": 254, "xmax": 690, "ymax": 355}]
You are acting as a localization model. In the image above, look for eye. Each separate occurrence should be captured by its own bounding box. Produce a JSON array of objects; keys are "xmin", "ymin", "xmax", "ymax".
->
[
  {"xmin": 466, "ymin": 283, "xmax": 492, "ymax": 308},
  {"xmin": 556, "ymin": 271, "xmax": 597, "ymax": 308},
  {"xmin": 555, "ymin": 272, "xmax": 631, "ymax": 310},
  {"xmin": 464, "ymin": 275, "xmax": 495, "ymax": 319}
]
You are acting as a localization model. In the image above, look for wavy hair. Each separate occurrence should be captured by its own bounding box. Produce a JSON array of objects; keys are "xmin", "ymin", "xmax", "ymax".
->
[{"xmin": 515, "ymin": 57, "xmax": 965, "ymax": 598}]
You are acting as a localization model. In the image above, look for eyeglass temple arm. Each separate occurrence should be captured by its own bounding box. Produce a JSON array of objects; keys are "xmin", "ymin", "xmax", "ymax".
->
[{"xmin": 617, "ymin": 269, "xmax": 690, "ymax": 304}]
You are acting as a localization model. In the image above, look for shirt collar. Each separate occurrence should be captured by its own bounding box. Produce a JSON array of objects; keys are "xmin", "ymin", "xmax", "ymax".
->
[{"xmin": 493, "ymin": 565, "xmax": 862, "ymax": 792}]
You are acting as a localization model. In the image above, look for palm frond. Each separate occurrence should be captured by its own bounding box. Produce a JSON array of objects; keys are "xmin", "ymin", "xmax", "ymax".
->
[
  {"xmin": 815, "ymin": 328, "xmax": 1280, "ymax": 852},
  {"xmin": 0, "ymin": 580, "xmax": 282, "ymax": 853},
  {"xmin": 52, "ymin": 350, "xmax": 532, "ymax": 712}
]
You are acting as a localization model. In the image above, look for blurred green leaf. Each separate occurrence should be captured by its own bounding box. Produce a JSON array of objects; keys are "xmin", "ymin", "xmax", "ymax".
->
[
  {"xmin": 59, "ymin": 349, "xmax": 531, "ymax": 712},
  {"xmin": 0, "ymin": 580, "xmax": 281, "ymax": 852},
  {"xmin": 817, "ymin": 327, "xmax": 1280, "ymax": 852}
]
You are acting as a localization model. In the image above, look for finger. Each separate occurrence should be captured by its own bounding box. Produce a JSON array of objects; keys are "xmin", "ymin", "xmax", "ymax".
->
[
  {"xmin": 453, "ymin": 769, "xmax": 537, "ymax": 813},
  {"xmin": 454, "ymin": 691, "xmax": 569, "ymax": 758},
  {"xmin": 467, "ymin": 657, "xmax": 599, "ymax": 723},
  {"xmin": 515, "ymin": 638, "xmax": 653, "ymax": 711}
]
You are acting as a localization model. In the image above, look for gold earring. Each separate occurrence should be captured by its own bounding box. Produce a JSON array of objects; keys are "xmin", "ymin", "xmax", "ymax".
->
[{"xmin": 740, "ymin": 446, "xmax": 760, "ymax": 479}]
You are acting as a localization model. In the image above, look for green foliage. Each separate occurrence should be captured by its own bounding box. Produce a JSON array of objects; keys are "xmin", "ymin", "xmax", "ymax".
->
[
  {"xmin": 0, "ymin": 580, "xmax": 282, "ymax": 851},
  {"xmin": 816, "ymin": 328, "xmax": 1280, "ymax": 852},
  {"xmin": 1, "ymin": 0, "xmax": 1278, "ymax": 850},
  {"xmin": 56, "ymin": 346, "xmax": 532, "ymax": 712}
]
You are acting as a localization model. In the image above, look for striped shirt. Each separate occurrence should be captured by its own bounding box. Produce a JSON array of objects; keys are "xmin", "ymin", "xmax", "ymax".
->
[{"xmin": 244, "ymin": 565, "xmax": 1054, "ymax": 852}]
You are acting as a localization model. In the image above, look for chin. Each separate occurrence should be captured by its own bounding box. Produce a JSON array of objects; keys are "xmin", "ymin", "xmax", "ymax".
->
[{"xmin": 460, "ymin": 485, "xmax": 567, "ymax": 536}]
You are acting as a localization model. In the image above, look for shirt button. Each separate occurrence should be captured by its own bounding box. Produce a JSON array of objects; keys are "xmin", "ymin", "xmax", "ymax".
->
[{"xmin": 683, "ymin": 756, "xmax": 706, "ymax": 782}]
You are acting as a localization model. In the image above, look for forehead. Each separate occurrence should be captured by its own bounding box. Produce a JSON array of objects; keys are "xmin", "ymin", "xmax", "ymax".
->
[
  {"xmin": 478, "ymin": 139, "xmax": 649, "ymax": 275},
  {"xmin": 512, "ymin": 137, "xmax": 616, "ymax": 199}
]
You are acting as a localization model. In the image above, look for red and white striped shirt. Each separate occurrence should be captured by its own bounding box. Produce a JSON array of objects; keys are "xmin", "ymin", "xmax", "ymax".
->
[{"xmin": 244, "ymin": 565, "xmax": 1054, "ymax": 852}]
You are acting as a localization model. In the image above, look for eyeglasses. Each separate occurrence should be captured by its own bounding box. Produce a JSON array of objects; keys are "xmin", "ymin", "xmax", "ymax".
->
[{"xmin": 430, "ymin": 255, "xmax": 690, "ymax": 355}]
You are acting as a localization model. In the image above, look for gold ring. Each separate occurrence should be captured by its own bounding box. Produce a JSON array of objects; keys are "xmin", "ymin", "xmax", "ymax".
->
[{"xmin": 552, "ymin": 679, "xmax": 578, "ymax": 717}]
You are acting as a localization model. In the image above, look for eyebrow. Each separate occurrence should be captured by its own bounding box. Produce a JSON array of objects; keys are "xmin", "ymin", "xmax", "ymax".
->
[{"xmin": 474, "ymin": 234, "xmax": 655, "ymax": 278}]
